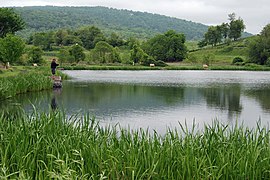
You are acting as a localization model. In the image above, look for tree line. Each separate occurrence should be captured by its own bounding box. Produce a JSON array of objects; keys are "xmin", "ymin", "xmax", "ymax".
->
[
  {"xmin": 198, "ymin": 13, "xmax": 245, "ymax": 47},
  {"xmin": 1, "ymin": 8, "xmax": 270, "ymax": 68},
  {"xmin": 0, "ymin": 8, "xmax": 188, "ymax": 67}
]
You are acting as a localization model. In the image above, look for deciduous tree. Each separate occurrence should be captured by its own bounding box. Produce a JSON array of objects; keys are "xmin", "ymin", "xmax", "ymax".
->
[
  {"xmin": 28, "ymin": 46, "xmax": 44, "ymax": 64},
  {"xmin": 0, "ymin": 34, "xmax": 25, "ymax": 67},
  {"xmin": 249, "ymin": 24, "xmax": 270, "ymax": 65},
  {"xmin": 143, "ymin": 30, "xmax": 187, "ymax": 62},
  {"xmin": 228, "ymin": 13, "xmax": 245, "ymax": 41},
  {"xmin": 69, "ymin": 44, "xmax": 85, "ymax": 63},
  {"xmin": 77, "ymin": 26, "xmax": 105, "ymax": 49},
  {"xmin": 0, "ymin": 8, "xmax": 25, "ymax": 38}
]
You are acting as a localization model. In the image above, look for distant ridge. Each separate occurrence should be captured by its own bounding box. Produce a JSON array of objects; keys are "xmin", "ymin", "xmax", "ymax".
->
[{"xmin": 14, "ymin": 6, "xmax": 209, "ymax": 40}]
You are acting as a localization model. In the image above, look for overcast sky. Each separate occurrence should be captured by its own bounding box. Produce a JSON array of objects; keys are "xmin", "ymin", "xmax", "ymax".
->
[{"xmin": 1, "ymin": 0, "xmax": 269, "ymax": 34}]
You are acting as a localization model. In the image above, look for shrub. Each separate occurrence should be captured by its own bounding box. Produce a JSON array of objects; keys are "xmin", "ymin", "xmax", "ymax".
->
[{"xmin": 232, "ymin": 57, "xmax": 244, "ymax": 64}]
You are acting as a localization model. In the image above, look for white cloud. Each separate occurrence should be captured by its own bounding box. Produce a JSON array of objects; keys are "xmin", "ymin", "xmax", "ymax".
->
[{"xmin": 1, "ymin": 0, "xmax": 270, "ymax": 34}]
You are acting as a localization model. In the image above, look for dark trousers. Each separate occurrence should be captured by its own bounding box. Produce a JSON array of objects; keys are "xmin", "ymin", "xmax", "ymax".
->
[{"xmin": 51, "ymin": 68, "xmax": 56, "ymax": 75}]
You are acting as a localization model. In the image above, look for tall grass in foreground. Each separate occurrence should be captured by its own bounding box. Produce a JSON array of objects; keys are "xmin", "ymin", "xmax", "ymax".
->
[
  {"xmin": 1, "ymin": 111, "xmax": 270, "ymax": 179},
  {"xmin": 0, "ymin": 72, "xmax": 52, "ymax": 100}
]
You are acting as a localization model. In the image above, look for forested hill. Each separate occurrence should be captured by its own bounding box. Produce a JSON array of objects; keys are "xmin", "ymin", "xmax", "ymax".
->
[{"xmin": 14, "ymin": 6, "xmax": 208, "ymax": 40}]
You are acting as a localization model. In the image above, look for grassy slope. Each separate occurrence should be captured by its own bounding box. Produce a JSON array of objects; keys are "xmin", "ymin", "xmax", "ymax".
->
[{"xmin": 186, "ymin": 37, "xmax": 255, "ymax": 65}]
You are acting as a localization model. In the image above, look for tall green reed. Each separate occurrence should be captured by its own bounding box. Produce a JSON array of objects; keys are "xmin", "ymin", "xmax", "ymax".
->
[
  {"xmin": 0, "ymin": 72, "xmax": 52, "ymax": 100},
  {"xmin": 1, "ymin": 111, "xmax": 270, "ymax": 179}
]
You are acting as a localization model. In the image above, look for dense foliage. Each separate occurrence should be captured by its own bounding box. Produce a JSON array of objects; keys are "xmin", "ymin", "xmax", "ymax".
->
[
  {"xmin": 248, "ymin": 24, "xmax": 270, "ymax": 65},
  {"xmin": 14, "ymin": 6, "xmax": 208, "ymax": 40},
  {"xmin": 199, "ymin": 13, "xmax": 245, "ymax": 47},
  {"xmin": 0, "ymin": 8, "xmax": 25, "ymax": 38},
  {"xmin": 0, "ymin": 8, "xmax": 26, "ymax": 67},
  {"xmin": 143, "ymin": 30, "xmax": 187, "ymax": 62},
  {"xmin": 0, "ymin": 34, "xmax": 25, "ymax": 67}
]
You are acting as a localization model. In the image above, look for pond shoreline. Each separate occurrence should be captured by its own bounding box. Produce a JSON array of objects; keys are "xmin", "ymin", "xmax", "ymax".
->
[{"xmin": 61, "ymin": 65, "xmax": 270, "ymax": 71}]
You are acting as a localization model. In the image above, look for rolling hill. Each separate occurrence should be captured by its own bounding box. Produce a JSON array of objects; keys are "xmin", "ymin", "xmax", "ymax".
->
[{"xmin": 14, "ymin": 6, "xmax": 209, "ymax": 40}]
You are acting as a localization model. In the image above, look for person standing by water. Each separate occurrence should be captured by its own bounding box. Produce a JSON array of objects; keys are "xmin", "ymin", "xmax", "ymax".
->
[{"xmin": 51, "ymin": 58, "xmax": 59, "ymax": 76}]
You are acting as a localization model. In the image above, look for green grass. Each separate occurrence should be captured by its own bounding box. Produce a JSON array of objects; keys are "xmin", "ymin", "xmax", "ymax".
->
[
  {"xmin": 0, "ymin": 66, "xmax": 68, "ymax": 100},
  {"xmin": 187, "ymin": 38, "xmax": 251, "ymax": 65},
  {"xmin": 0, "ymin": 72, "xmax": 52, "ymax": 100},
  {"xmin": 62, "ymin": 65, "xmax": 162, "ymax": 70},
  {"xmin": 1, "ymin": 110, "xmax": 270, "ymax": 179}
]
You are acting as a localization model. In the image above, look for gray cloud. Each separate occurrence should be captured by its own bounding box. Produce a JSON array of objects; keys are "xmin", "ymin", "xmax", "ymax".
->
[{"xmin": 1, "ymin": 0, "xmax": 270, "ymax": 34}]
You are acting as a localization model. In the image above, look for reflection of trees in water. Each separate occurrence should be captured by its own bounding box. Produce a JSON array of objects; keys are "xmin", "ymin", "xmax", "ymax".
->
[
  {"xmin": 202, "ymin": 85, "xmax": 242, "ymax": 119},
  {"xmin": 61, "ymin": 83, "xmax": 185, "ymax": 110},
  {"xmin": 245, "ymin": 88, "xmax": 270, "ymax": 113}
]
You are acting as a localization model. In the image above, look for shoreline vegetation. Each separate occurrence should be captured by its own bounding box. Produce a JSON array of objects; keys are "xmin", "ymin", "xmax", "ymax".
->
[
  {"xmin": 61, "ymin": 64, "xmax": 270, "ymax": 71},
  {"xmin": 1, "ymin": 111, "xmax": 270, "ymax": 179},
  {"xmin": 0, "ymin": 66, "xmax": 67, "ymax": 100}
]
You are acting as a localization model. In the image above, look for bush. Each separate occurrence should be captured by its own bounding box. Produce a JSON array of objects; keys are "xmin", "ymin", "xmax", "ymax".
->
[
  {"xmin": 232, "ymin": 57, "xmax": 244, "ymax": 64},
  {"xmin": 141, "ymin": 56, "xmax": 155, "ymax": 66},
  {"xmin": 28, "ymin": 46, "xmax": 44, "ymax": 65}
]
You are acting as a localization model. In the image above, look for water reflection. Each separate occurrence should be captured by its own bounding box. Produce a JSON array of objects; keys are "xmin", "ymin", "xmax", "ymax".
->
[
  {"xmin": 2, "ymin": 70, "xmax": 270, "ymax": 134},
  {"xmin": 244, "ymin": 86, "xmax": 270, "ymax": 112},
  {"xmin": 51, "ymin": 88, "xmax": 62, "ymax": 111},
  {"xmin": 202, "ymin": 85, "xmax": 242, "ymax": 119}
]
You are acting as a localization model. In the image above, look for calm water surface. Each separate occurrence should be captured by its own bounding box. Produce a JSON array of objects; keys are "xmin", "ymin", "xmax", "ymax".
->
[{"xmin": 3, "ymin": 70, "xmax": 270, "ymax": 134}]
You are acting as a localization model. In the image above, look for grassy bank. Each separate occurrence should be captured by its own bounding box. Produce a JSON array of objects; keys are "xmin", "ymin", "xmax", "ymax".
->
[
  {"xmin": 61, "ymin": 64, "xmax": 270, "ymax": 71},
  {"xmin": 1, "ymin": 111, "xmax": 270, "ymax": 179},
  {"xmin": 0, "ymin": 66, "xmax": 67, "ymax": 100}
]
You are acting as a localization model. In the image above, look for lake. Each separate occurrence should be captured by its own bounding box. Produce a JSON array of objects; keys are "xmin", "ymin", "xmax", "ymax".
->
[{"xmin": 2, "ymin": 70, "xmax": 270, "ymax": 134}]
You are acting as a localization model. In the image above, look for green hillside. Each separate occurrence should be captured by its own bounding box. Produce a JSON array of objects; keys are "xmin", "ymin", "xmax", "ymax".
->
[
  {"xmin": 186, "ymin": 36, "xmax": 257, "ymax": 65},
  {"xmin": 14, "ymin": 6, "xmax": 208, "ymax": 40}
]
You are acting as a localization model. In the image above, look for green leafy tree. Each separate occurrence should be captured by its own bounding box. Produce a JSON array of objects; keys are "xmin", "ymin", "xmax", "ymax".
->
[
  {"xmin": 248, "ymin": 24, "xmax": 270, "ymax": 65},
  {"xmin": 107, "ymin": 32, "xmax": 124, "ymax": 47},
  {"xmin": 165, "ymin": 30, "xmax": 187, "ymax": 61},
  {"xmin": 28, "ymin": 46, "xmax": 44, "ymax": 64},
  {"xmin": 55, "ymin": 29, "xmax": 69, "ymax": 46},
  {"xmin": 77, "ymin": 26, "xmax": 105, "ymax": 49},
  {"xmin": 0, "ymin": 34, "xmax": 25, "ymax": 68},
  {"xmin": 0, "ymin": 8, "xmax": 25, "ymax": 38},
  {"xmin": 127, "ymin": 37, "xmax": 139, "ymax": 49},
  {"xmin": 143, "ymin": 34, "xmax": 167, "ymax": 61},
  {"xmin": 144, "ymin": 30, "xmax": 187, "ymax": 62},
  {"xmin": 112, "ymin": 47, "xmax": 121, "ymax": 63},
  {"xmin": 130, "ymin": 44, "xmax": 148, "ymax": 64},
  {"xmin": 228, "ymin": 13, "xmax": 245, "ymax": 41},
  {"xmin": 58, "ymin": 47, "xmax": 72, "ymax": 65},
  {"xmin": 220, "ymin": 23, "xmax": 229, "ymax": 39},
  {"xmin": 62, "ymin": 35, "xmax": 82, "ymax": 46},
  {"xmin": 92, "ymin": 41, "xmax": 119, "ymax": 63},
  {"xmin": 204, "ymin": 26, "xmax": 222, "ymax": 46},
  {"xmin": 33, "ymin": 32, "xmax": 55, "ymax": 50},
  {"xmin": 69, "ymin": 44, "xmax": 85, "ymax": 63}
]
